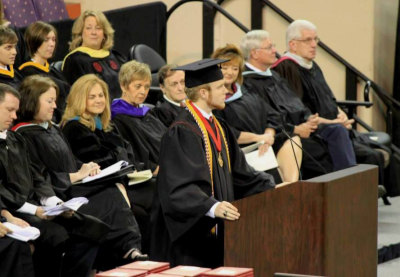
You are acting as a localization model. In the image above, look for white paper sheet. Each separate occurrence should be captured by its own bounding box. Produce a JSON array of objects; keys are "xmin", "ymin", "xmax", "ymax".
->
[
  {"xmin": 3, "ymin": 222, "xmax": 40, "ymax": 242},
  {"xmin": 43, "ymin": 197, "xmax": 89, "ymax": 216}
]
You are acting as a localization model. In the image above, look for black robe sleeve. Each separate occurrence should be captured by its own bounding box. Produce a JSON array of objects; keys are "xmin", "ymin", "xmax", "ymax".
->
[
  {"xmin": 220, "ymin": 119, "xmax": 276, "ymax": 199},
  {"xmin": 0, "ymin": 133, "xmax": 48, "ymax": 210},
  {"xmin": 17, "ymin": 127, "xmax": 71, "ymax": 201},
  {"xmin": 62, "ymin": 120, "xmax": 136, "ymax": 169},
  {"xmin": 62, "ymin": 52, "xmax": 94, "ymax": 85},
  {"xmin": 112, "ymin": 114, "xmax": 161, "ymax": 171},
  {"xmin": 272, "ymin": 59, "xmax": 305, "ymax": 99},
  {"xmin": 157, "ymin": 122, "xmax": 220, "ymax": 242}
]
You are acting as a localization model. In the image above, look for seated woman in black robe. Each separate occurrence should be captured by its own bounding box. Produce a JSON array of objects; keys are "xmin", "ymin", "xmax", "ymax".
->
[
  {"xmin": 211, "ymin": 44, "xmax": 302, "ymax": 182},
  {"xmin": 13, "ymin": 75, "xmax": 147, "ymax": 271},
  {"xmin": 112, "ymin": 60, "xmax": 167, "ymax": 174},
  {"xmin": 62, "ymin": 10, "xmax": 126, "ymax": 100},
  {"xmin": 60, "ymin": 73, "xmax": 156, "ymax": 253},
  {"xmin": 18, "ymin": 21, "xmax": 70, "ymax": 123},
  {"xmin": 112, "ymin": 61, "xmax": 168, "ymax": 248}
]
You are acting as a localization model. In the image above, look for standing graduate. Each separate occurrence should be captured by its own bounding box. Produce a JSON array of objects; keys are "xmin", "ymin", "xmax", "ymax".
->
[
  {"xmin": 151, "ymin": 64, "xmax": 186, "ymax": 127},
  {"xmin": 0, "ymin": 83, "xmax": 98, "ymax": 277},
  {"xmin": 149, "ymin": 58, "xmax": 275, "ymax": 268},
  {"xmin": 13, "ymin": 75, "xmax": 147, "ymax": 271},
  {"xmin": 62, "ymin": 10, "xmax": 126, "ymax": 100},
  {"xmin": 271, "ymin": 20, "xmax": 386, "ymax": 186},
  {"xmin": 0, "ymin": 26, "xmax": 22, "ymax": 88},
  {"xmin": 112, "ymin": 60, "xmax": 167, "ymax": 174},
  {"xmin": 18, "ymin": 21, "xmax": 70, "ymax": 123}
]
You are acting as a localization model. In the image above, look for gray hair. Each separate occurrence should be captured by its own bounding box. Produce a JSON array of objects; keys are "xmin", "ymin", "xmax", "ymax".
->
[
  {"xmin": 286, "ymin": 19, "xmax": 317, "ymax": 49},
  {"xmin": 240, "ymin": 30, "xmax": 270, "ymax": 61}
]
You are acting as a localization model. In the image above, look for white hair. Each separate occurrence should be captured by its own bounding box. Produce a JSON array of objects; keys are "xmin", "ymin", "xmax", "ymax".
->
[
  {"xmin": 240, "ymin": 30, "xmax": 270, "ymax": 61},
  {"xmin": 286, "ymin": 19, "xmax": 317, "ymax": 50}
]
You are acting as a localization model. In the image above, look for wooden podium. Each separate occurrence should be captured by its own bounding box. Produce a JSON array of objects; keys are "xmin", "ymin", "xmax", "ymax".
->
[{"xmin": 224, "ymin": 164, "xmax": 378, "ymax": 277}]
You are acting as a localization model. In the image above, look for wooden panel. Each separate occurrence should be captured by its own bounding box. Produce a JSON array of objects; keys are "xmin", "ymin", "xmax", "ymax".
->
[
  {"xmin": 224, "ymin": 165, "xmax": 378, "ymax": 277},
  {"xmin": 323, "ymin": 166, "xmax": 378, "ymax": 277}
]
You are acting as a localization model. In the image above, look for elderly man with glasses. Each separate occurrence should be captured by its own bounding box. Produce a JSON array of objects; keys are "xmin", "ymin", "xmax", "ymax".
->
[{"xmin": 272, "ymin": 19, "xmax": 387, "ymax": 195}]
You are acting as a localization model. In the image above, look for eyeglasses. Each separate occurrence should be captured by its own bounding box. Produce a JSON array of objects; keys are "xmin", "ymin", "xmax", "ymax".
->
[
  {"xmin": 294, "ymin": 37, "xmax": 320, "ymax": 44},
  {"xmin": 257, "ymin": 44, "xmax": 276, "ymax": 51}
]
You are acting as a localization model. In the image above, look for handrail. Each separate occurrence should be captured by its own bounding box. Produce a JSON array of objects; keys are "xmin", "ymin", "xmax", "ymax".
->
[
  {"xmin": 261, "ymin": 0, "xmax": 400, "ymax": 110},
  {"xmin": 166, "ymin": 0, "xmax": 249, "ymax": 33},
  {"xmin": 166, "ymin": 0, "xmax": 400, "ymax": 112}
]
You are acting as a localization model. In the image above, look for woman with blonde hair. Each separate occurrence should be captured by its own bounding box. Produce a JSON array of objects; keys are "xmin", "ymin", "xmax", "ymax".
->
[
  {"xmin": 61, "ymin": 73, "xmax": 152, "ymax": 256},
  {"xmin": 62, "ymin": 10, "xmax": 125, "ymax": 100},
  {"xmin": 212, "ymin": 44, "xmax": 302, "ymax": 182}
]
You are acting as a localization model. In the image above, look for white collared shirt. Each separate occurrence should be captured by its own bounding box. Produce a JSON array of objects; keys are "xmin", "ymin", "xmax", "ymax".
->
[{"xmin": 163, "ymin": 94, "xmax": 182, "ymax": 107}]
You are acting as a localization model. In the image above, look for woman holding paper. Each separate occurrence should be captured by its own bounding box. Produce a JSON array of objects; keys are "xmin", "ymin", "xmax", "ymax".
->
[
  {"xmin": 13, "ymin": 75, "xmax": 147, "ymax": 271},
  {"xmin": 60, "ymin": 73, "xmax": 155, "ymax": 253},
  {"xmin": 212, "ymin": 44, "xmax": 302, "ymax": 182}
]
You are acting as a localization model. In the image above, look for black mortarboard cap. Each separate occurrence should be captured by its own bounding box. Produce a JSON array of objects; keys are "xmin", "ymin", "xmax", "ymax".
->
[{"xmin": 174, "ymin": 58, "xmax": 229, "ymax": 88}]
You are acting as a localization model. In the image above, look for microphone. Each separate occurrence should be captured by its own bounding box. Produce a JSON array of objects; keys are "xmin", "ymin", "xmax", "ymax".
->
[
  {"xmin": 279, "ymin": 114, "xmax": 328, "ymax": 177},
  {"xmin": 279, "ymin": 113, "xmax": 302, "ymax": 180}
]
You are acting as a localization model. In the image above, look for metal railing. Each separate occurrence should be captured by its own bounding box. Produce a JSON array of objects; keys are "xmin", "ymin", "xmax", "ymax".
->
[{"xmin": 166, "ymin": 0, "xmax": 399, "ymax": 141}]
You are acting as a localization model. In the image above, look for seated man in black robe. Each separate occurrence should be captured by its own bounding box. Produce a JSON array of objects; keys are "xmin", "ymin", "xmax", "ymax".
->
[
  {"xmin": 0, "ymin": 204, "xmax": 35, "ymax": 277},
  {"xmin": 271, "ymin": 20, "xmax": 386, "ymax": 186},
  {"xmin": 0, "ymin": 26, "xmax": 22, "ymax": 88},
  {"xmin": 0, "ymin": 83, "xmax": 98, "ymax": 277},
  {"xmin": 240, "ymin": 30, "xmax": 356, "ymax": 177},
  {"xmin": 150, "ymin": 58, "xmax": 275, "ymax": 268},
  {"xmin": 151, "ymin": 64, "xmax": 186, "ymax": 127}
]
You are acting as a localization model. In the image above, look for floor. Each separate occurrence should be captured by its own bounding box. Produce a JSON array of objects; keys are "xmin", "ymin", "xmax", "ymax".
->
[{"xmin": 377, "ymin": 196, "xmax": 400, "ymax": 276}]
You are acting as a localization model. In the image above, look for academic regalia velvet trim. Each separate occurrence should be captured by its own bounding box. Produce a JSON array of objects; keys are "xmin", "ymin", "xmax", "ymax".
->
[
  {"xmin": 111, "ymin": 99, "xmax": 167, "ymax": 171},
  {"xmin": 62, "ymin": 47, "xmax": 126, "ymax": 101},
  {"xmin": 150, "ymin": 103, "xmax": 275, "ymax": 267}
]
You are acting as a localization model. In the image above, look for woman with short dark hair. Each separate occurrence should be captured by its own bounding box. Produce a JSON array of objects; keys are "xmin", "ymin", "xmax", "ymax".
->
[{"xmin": 18, "ymin": 21, "xmax": 70, "ymax": 123}]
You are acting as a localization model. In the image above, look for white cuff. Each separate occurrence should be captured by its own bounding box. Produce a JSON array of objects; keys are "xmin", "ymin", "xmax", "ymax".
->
[
  {"xmin": 205, "ymin": 202, "xmax": 219, "ymax": 218},
  {"xmin": 16, "ymin": 202, "xmax": 37, "ymax": 215},
  {"xmin": 41, "ymin": 196, "xmax": 63, "ymax": 207}
]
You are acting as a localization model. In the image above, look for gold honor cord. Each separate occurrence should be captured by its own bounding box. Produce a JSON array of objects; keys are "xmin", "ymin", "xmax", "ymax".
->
[{"xmin": 186, "ymin": 100, "xmax": 231, "ymax": 195}]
